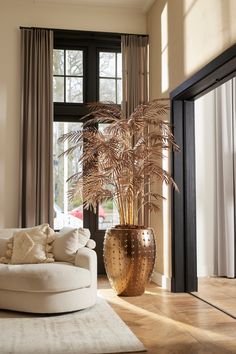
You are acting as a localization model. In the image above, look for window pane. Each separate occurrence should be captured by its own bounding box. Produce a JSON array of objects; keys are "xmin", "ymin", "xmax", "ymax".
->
[
  {"xmin": 99, "ymin": 78, "xmax": 116, "ymax": 102},
  {"xmin": 53, "ymin": 122, "xmax": 83, "ymax": 230},
  {"xmin": 53, "ymin": 77, "xmax": 64, "ymax": 102},
  {"xmin": 117, "ymin": 53, "xmax": 122, "ymax": 78},
  {"xmin": 98, "ymin": 201, "xmax": 120, "ymax": 230},
  {"xmin": 98, "ymin": 123, "xmax": 120, "ymax": 230},
  {"xmin": 99, "ymin": 52, "xmax": 116, "ymax": 77},
  {"xmin": 117, "ymin": 79, "xmax": 122, "ymax": 104},
  {"xmin": 66, "ymin": 50, "xmax": 83, "ymax": 76},
  {"xmin": 66, "ymin": 77, "xmax": 83, "ymax": 103},
  {"xmin": 53, "ymin": 49, "xmax": 64, "ymax": 75}
]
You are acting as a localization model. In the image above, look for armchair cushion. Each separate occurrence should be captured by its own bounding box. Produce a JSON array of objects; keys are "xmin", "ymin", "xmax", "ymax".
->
[{"xmin": 0, "ymin": 262, "xmax": 91, "ymax": 292}]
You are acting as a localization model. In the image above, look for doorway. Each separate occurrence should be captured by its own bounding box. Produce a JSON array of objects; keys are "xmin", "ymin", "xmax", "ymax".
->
[
  {"xmin": 191, "ymin": 78, "xmax": 236, "ymax": 317},
  {"xmin": 170, "ymin": 43, "xmax": 236, "ymax": 293}
]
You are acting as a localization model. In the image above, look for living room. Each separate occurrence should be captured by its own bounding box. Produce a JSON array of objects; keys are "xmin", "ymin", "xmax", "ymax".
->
[{"xmin": 1, "ymin": 0, "xmax": 236, "ymax": 353}]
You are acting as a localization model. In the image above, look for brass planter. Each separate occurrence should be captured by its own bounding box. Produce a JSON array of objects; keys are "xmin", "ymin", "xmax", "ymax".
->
[{"xmin": 103, "ymin": 228, "xmax": 156, "ymax": 296}]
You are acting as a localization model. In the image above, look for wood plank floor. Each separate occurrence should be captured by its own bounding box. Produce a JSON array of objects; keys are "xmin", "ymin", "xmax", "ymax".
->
[
  {"xmin": 98, "ymin": 277, "xmax": 236, "ymax": 354},
  {"xmin": 192, "ymin": 277, "xmax": 236, "ymax": 319}
]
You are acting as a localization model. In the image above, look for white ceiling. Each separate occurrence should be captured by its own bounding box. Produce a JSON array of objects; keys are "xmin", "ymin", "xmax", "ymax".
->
[{"xmin": 34, "ymin": 0, "xmax": 156, "ymax": 13}]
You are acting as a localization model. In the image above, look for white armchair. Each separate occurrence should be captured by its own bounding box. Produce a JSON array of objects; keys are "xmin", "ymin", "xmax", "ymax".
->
[{"xmin": 0, "ymin": 228, "xmax": 97, "ymax": 313}]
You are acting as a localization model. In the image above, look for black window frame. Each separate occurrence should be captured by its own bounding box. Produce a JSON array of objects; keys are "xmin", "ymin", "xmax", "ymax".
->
[{"xmin": 53, "ymin": 29, "xmax": 121, "ymax": 274}]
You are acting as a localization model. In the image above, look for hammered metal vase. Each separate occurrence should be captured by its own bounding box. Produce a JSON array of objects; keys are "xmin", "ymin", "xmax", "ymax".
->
[{"xmin": 103, "ymin": 228, "xmax": 156, "ymax": 296}]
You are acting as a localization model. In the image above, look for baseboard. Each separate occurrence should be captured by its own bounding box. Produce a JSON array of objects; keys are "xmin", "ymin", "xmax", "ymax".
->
[{"xmin": 151, "ymin": 271, "xmax": 171, "ymax": 291}]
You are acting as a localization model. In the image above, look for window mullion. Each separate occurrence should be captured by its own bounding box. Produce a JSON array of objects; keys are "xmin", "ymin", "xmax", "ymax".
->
[
  {"xmin": 64, "ymin": 50, "xmax": 66, "ymax": 103},
  {"xmin": 115, "ymin": 53, "xmax": 117, "ymax": 104}
]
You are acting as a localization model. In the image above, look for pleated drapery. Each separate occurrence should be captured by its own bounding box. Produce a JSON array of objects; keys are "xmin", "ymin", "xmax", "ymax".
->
[
  {"xmin": 121, "ymin": 35, "xmax": 149, "ymax": 226},
  {"xmin": 20, "ymin": 28, "xmax": 54, "ymax": 227},
  {"xmin": 121, "ymin": 35, "xmax": 149, "ymax": 116}
]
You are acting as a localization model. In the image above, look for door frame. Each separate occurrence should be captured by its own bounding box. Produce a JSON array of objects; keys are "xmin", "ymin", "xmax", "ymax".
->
[{"xmin": 170, "ymin": 43, "xmax": 236, "ymax": 292}]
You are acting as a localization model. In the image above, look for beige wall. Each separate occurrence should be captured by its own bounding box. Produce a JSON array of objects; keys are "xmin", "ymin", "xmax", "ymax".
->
[
  {"xmin": 0, "ymin": 0, "xmax": 146, "ymax": 228},
  {"xmin": 147, "ymin": 0, "xmax": 236, "ymax": 279}
]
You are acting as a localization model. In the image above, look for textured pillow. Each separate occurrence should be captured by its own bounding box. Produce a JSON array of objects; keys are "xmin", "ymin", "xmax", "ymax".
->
[
  {"xmin": 0, "ymin": 224, "xmax": 55, "ymax": 265},
  {"xmin": 53, "ymin": 227, "xmax": 91, "ymax": 262},
  {"xmin": 0, "ymin": 238, "xmax": 8, "ymax": 258}
]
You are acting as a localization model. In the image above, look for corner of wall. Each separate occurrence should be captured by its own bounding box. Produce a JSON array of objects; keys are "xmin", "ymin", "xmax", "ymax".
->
[{"xmin": 151, "ymin": 270, "xmax": 171, "ymax": 291}]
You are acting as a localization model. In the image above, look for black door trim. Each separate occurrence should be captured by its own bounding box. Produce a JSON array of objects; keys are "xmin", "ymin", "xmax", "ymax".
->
[{"xmin": 171, "ymin": 43, "xmax": 236, "ymax": 292}]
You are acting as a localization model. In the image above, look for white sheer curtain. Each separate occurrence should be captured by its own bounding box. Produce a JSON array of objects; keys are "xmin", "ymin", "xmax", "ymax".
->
[{"xmin": 214, "ymin": 78, "xmax": 236, "ymax": 277}]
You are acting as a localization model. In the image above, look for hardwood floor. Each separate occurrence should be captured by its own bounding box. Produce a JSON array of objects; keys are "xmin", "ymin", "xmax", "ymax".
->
[
  {"xmin": 98, "ymin": 277, "xmax": 236, "ymax": 354},
  {"xmin": 192, "ymin": 277, "xmax": 236, "ymax": 319}
]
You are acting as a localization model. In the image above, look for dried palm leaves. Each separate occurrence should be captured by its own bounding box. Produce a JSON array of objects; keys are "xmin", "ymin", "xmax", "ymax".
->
[{"xmin": 59, "ymin": 100, "xmax": 179, "ymax": 227}]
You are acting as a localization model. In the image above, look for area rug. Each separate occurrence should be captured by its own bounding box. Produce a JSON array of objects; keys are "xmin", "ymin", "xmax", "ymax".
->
[{"xmin": 0, "ymin": 297, "xmax": 146, "ymax": 354}]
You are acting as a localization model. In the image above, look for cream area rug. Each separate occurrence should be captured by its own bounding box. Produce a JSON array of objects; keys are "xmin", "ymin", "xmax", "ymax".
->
[{"xmin": 0, "ymin": 297, "xmax": 146, "ymax": 354}]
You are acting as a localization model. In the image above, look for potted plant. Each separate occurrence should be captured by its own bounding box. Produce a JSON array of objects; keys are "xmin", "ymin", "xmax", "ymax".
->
[{"xmin": 59, "ymin": 100, "xmax": 178, "ymax": 296}]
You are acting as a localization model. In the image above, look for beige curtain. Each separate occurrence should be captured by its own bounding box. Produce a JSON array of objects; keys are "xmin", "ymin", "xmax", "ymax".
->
[
  {"xmin": 121, "ymin": 35, "xmax": 149, "ymax": 116},
  {"xmin": 121, "ymin": 35, "xmax": 149, "ymax": 226},
  {"xmin": 20, "ymin": 28, "xmax": 54, "ymax": 227}
]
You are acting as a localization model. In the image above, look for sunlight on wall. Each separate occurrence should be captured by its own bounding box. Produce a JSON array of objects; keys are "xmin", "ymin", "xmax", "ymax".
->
[
  {"xmin": 183, "ymin": 0, "xmax": 222, "ymax": 77},
  {"xmin": 161, "ymin": 2, "xmax": 169, "ymax": 93},
  {"xmin": 0, "ymin": 84, "xmax": 7, "ymax": 227},
  {"xmin": 161, "ymin": 4, "xmax": 170, "ymax": 277},
  {"xmin": 162, "ymin": 151, "xmax": 170, "ymax": 277}
]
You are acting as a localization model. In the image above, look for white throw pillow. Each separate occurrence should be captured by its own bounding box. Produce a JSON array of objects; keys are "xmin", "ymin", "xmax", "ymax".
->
[
  {"xmin": 0, "ymin": 224, "xmax": 55, "ymax": 265},
  {"xmin": 53, "ymin": 227, "xmax": 91, "ymax": 262},
  {"xmin": 77, "ymin": 227, "xmax": 91, "ymax": 246}
]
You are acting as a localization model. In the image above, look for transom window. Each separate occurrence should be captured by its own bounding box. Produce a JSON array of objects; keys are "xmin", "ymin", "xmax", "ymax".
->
[
  {"xmin": 53, "ymin": 49, "xmax": 83, "ymax": 103},
  {"xmin": 99, "ymin": 52, "xmax": 122, "ymax": 104}
]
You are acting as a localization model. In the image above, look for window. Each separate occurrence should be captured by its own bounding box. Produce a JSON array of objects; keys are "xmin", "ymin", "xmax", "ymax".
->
[
  {"xmin": 98, "ymin": 123, "xmax": 120, "ymax": 230},
  {"xmin": 53, "ymin": 121, "xmax": 83, "ymax": 230},
  {"xmin": 53, "ymin": 49, "xmax": 83, "ymax": 103},
  {"xmin": 99, "ymin": 52, "xmax": 122, "ymax": 104},
  {"xmin": 53, "ymin": 30, "xmax": 121, "ymax": 240}
]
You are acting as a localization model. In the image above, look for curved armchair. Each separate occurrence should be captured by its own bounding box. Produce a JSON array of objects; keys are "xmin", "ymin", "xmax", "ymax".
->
[{"xmin": 0, "ymin": 231, "xmax": 97, "ymax": 314}]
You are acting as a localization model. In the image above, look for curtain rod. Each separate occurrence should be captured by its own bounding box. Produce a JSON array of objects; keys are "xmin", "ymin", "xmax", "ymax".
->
[{"xmin": 19, "ymin": 26, "xmax": 148, "ymax": 37}]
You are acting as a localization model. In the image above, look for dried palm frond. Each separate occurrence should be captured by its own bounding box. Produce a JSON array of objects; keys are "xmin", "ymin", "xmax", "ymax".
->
[{"xmin": 59, "ymin": 100, "xmax": 179, "ymax": 227}]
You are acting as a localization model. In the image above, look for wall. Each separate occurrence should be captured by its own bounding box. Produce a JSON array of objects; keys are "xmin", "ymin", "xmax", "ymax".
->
[
  {"xmin": 0, "ymin": 0, "xmax": 146, "ymax": 228},
  {"xmin": 147, "ymin": 0, "xmax": 236, "ymax": 284}
]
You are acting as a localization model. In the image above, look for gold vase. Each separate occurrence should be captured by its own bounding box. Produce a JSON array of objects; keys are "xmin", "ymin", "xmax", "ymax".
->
[{"xmin": 103, "ymin": 227, "xmax": 156, "ymax": 296}]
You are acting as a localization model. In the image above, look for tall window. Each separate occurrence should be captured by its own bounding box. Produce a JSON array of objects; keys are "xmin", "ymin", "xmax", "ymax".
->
[{"xmin": 53, "ymin": 31, "xmax": 121, "ymax": 242}]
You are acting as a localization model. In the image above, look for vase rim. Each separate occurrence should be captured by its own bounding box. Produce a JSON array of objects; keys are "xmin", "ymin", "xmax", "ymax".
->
[{"xmin": 107, "ymin": 226, "xmax": 154, "ymax": 231}]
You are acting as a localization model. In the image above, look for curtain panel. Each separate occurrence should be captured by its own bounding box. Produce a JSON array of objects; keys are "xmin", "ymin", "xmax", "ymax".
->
[
  {"xmin": 121, "ymin": 35, "xmax": 149, "ymax": 116},
  {"xmin": 121, "ymin": 35, "xmax": 149, "ymax": 226},
  {"xmin": 20, "ymin": 28, "xmax": 54, "ymax": 227}
]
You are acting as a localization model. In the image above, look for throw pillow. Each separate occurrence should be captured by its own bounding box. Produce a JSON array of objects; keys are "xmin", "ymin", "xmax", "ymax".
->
[
  {"xmin": 53, "ymin": 227, "xmax": 79, "ymax": 262},
  {"xmin": 0, "ymin": 238, "xmax": 7, "ymax": 257},
  {"xmin": 77, "ymin": 227, "xmax": 91, "ymax": 246},
  {"xmin": 2, "ymin": 224, "xmax": 55, "ymax": 264},
  {"xmin": 52, "ymin": 227, "xmax": 91, "ymax": 262},
  {"xmin": 0, "ymin": 238, "xmax": 8, "ymax": 263}
]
